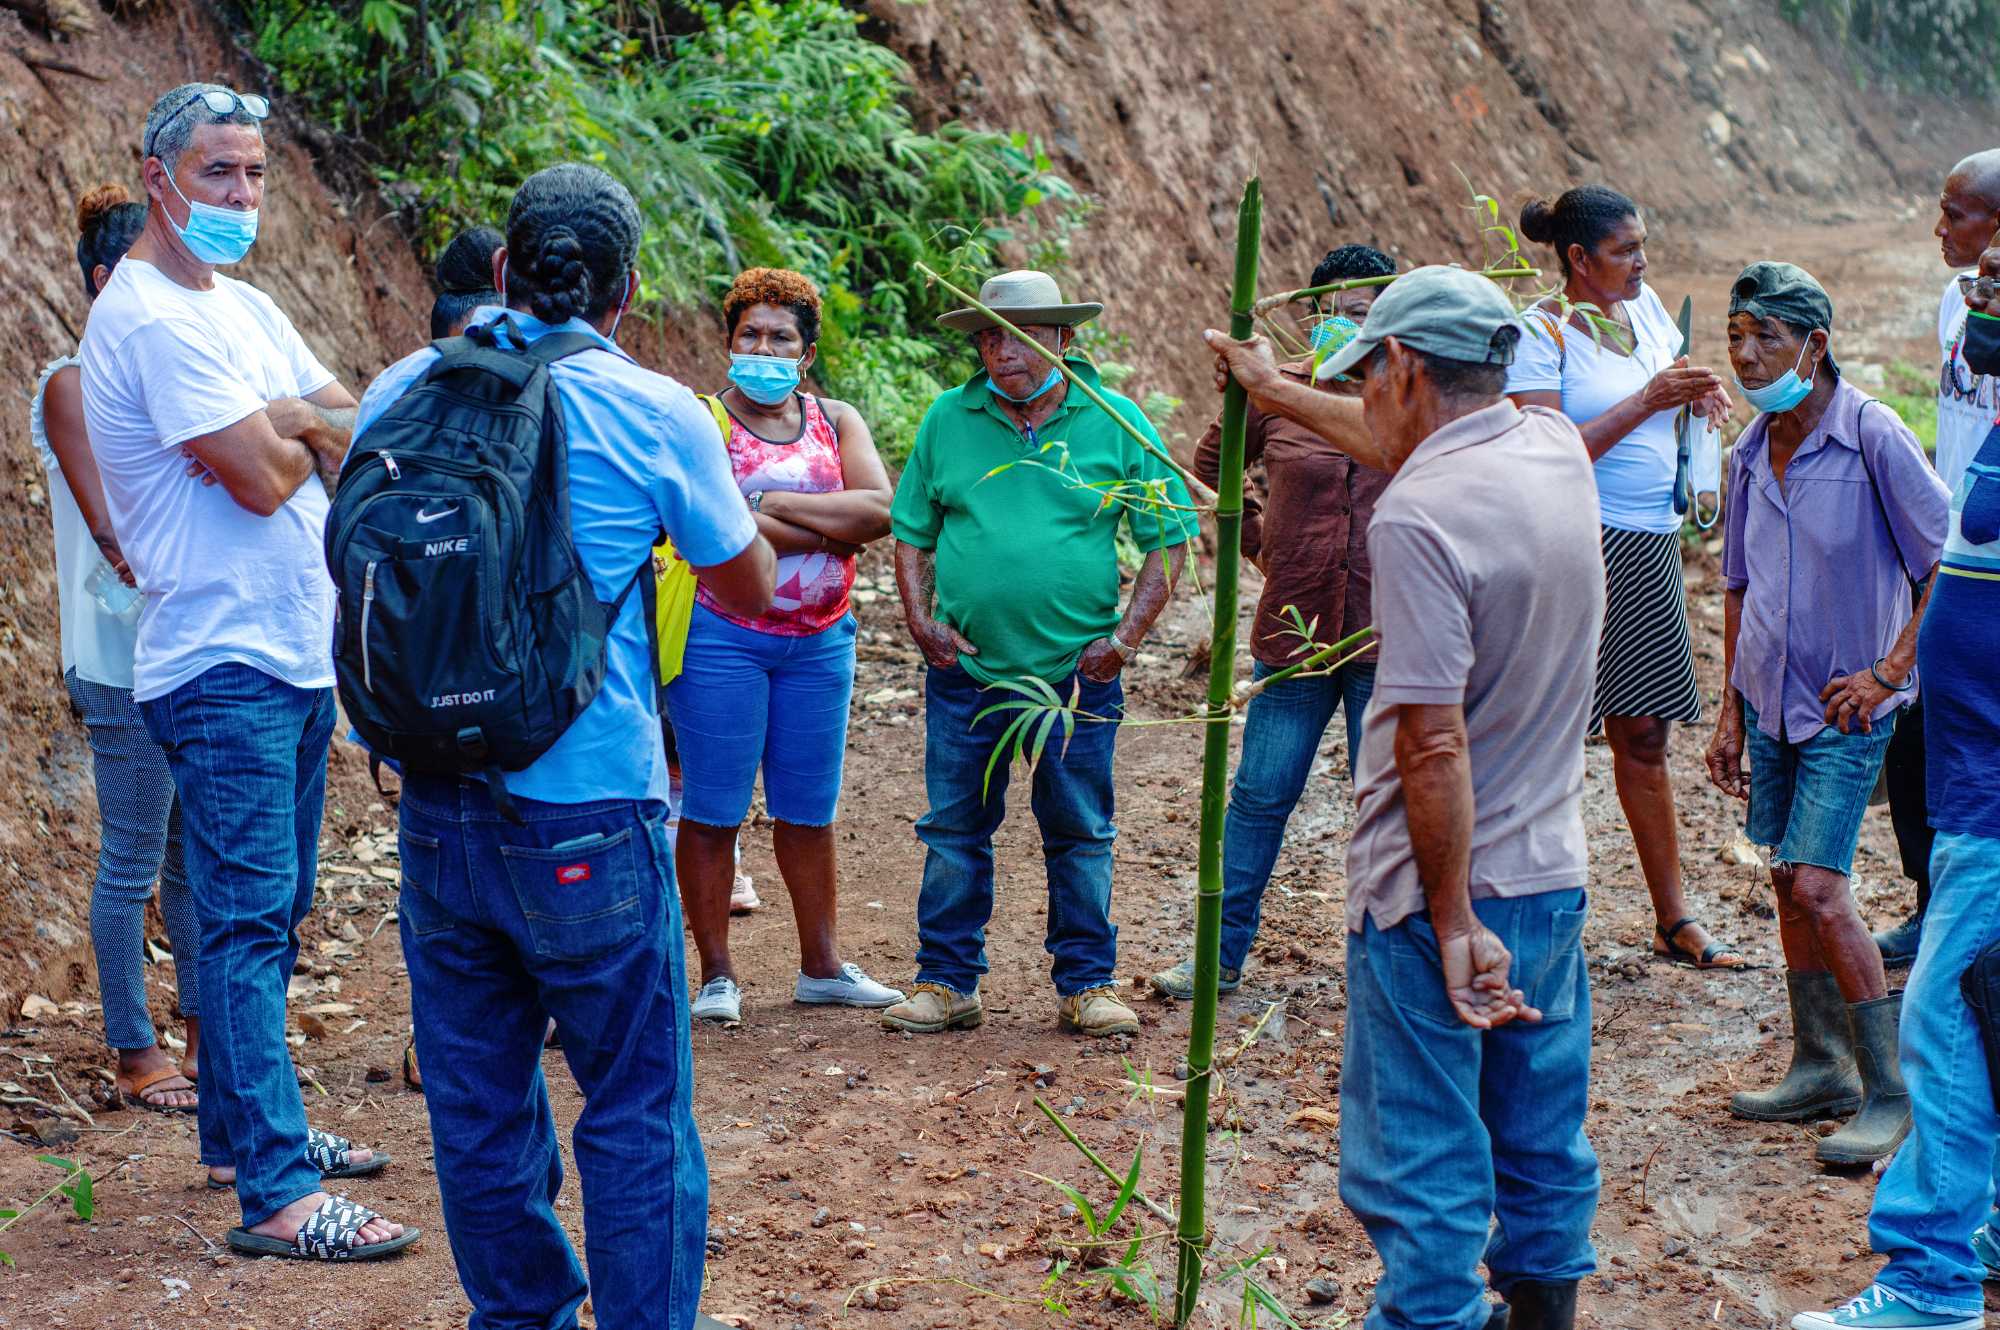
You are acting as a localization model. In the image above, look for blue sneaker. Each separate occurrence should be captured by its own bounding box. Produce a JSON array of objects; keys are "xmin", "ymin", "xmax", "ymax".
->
[
  {"xmin": 1971, "ymin": 1220, "xmax": 2000, "ymax": 1280},
  {"xmin": 1790, "ymin": 1285, "xmax": 1983, "ymax": 1329}
]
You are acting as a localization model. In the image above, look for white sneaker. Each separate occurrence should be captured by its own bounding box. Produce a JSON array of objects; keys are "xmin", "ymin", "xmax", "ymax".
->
[
  {"xmin": 691, "ymin": 976, "xmax": 742, "ymax": 1023},
  {"xmin": 794, "ymin": 962, "xmax": 905, "ymax": 1008}
]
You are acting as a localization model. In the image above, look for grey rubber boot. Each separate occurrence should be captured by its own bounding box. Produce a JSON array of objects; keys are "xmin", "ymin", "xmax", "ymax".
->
[
  {"xmin": 1729, "ymin": 970, "xmax": 1862, "ymax": 1122},
  {"xmin": 1502, "ymin": 1280, "xmax": 1575, "ymax": 1330},
  {"xmin": 1816, "ymin": 992, "xmax": 1912, "ymax": 1166}
]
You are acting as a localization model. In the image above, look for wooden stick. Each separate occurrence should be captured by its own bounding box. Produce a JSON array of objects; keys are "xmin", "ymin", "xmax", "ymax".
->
[{"xmin": 7, "ymin": 48, "xmax": 105, "ymax": 80}]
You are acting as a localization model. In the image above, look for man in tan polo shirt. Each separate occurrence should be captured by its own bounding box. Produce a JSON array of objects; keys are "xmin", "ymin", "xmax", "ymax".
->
[{"xmin": 1206, "ymin": 267, "xmax": 1607, "ymax": 1330}]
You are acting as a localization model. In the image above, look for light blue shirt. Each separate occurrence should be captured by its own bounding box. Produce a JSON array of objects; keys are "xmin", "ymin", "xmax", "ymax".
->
[{"xmin": 354, "ymin": 307, "xmax": 756, "ymax": 805}]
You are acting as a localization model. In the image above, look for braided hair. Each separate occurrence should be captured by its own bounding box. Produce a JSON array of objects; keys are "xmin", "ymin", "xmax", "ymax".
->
[
  {"xmin": 430, "ymin": 225, "xmax": 503, "ymax": 340},
  {"xmin": 1518, "ymin": 186, "xmax": 1638, "ymax": 278},
  {"xmin": 503, "ymin": 164, "xmax": 643, "ymax": 325},
  {"xmin": 75, "ymin": 184, "xmax": 147, "ymax": 298}
]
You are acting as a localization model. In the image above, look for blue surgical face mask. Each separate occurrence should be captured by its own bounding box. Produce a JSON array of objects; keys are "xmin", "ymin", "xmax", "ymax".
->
[
  {"xmin": 991, "ymin": 363, "xmax": 1063, "ymax": 403},
  {"xmin": 165, "ymin": 171, "xmax": 258, "ymax": 265},
  {"xmin": 729, "ymin": 352, "xmax": 802, "ymax": 406},
  {"xmin": 1311, "ymin": 315, "xmax": 1362, "ymax": 382},
  {"xmin": 1735, "ymin": 337, "xmax": 1818, "ymax": 414}
]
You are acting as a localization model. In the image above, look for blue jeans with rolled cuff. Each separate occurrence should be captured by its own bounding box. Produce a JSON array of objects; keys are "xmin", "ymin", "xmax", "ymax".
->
[
  {"xmin": 140, "ymin": 663, "xmax": 334, "ymax": 1227},
  {"xmin": 398, "ymin": 772, "xmax": 706, "ymax": 1330},
  {"xmin": 1220, "ymin": 658, "xmax": 1374, "ymax": 971},
  {"xmin": 913, "ymin": 663, "xmax": 1122, "ymax": 997},
  {"xmin": 1866, "ymin": 831, "xmax": 2000, "ymax": 1319},
  {"xmin": 1339, "ymin": 890, "xmax": 1599, "ymax": 1329}
]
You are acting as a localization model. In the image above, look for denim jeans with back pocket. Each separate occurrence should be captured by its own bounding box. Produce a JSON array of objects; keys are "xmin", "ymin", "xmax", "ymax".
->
[
  {"xmin": 398, "ymin": 772, "xmax": 706, "ymax": 1330},
  {"xmin": 1339, "ymin": 890, "xmax": 1600, "ymax": 1329}
]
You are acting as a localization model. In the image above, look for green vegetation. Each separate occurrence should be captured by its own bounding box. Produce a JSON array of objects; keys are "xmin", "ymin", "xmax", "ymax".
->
[
  {"xmin": 1782, "ymin": 0, "xmax": 2000, "ymax": 94},
  {"xmin": 1885, "ymin": 361, "xmax": 1940, "ymax": 457},
  {"xmin": 234, "ymin": 0, "xmax": 1083, "ymax": 458},
  {"xmin": 0, "ymin": 1156, "xmax": 94, "ymax": 1266}
]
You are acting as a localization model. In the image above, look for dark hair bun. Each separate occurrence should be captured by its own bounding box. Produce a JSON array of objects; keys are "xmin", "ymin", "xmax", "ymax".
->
[
  {"xmin": 435, "ymin": 226, "xmax": 503, "ymax": 295},
  {"xmin": 526, "ymin": 225, "xmax": 592, "ymax": 323},
  {"xmin": 77, "ymin": 183, "xmax": 132, "ymax": 237},
  {"xmin": 1517, "ymin": 196, "xmax": 1555, "ymax": 246}
]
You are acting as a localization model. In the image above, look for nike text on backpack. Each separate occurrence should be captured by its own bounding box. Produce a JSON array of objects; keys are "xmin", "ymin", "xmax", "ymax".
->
[{"xmin": 326, "ymin": 316, "xmax": 657, "ymax": 821}]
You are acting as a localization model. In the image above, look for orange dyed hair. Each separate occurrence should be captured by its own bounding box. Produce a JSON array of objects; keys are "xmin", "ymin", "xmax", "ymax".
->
[{"xmin": 723, "ymin": 267, "xmax": 822, "ymax": 344}]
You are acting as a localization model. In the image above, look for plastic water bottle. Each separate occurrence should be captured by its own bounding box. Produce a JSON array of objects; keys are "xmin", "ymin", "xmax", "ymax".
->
[{"xmin": 84, "ymin": 560, "xmax": 143, "ymax": 627}]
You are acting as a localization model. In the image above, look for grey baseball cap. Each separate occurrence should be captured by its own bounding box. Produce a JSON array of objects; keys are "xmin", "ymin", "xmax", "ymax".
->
[{"xmin": 1313, "ymin": 265, "xmax": 1523, "ymax": 382}]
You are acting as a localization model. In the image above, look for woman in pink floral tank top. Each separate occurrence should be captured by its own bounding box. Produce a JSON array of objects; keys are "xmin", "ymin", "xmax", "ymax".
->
[{"xmin": 668, "ymin": 269, "xmax": 902, "ymax": 1023}]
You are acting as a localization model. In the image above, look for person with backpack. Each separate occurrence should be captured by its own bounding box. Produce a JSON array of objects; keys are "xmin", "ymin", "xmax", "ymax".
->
[
  {"xmin": 80, "ymin": 83, "xmax": 406, "ymax": 1261},
  {"xmin": 1706, "ymin": 263, "xmax": 1949, "ymax": 1169},
  {"xmin": 670, "ymin": 267, "xmax": 900, "ymax": 1025},
  {"xmin": 345, "ymin": 162, "xmax": 772, "ymax": 1329},
  {"xmin": 37, "ymin": 184, "xmax": 201, "ymax": 1113}
]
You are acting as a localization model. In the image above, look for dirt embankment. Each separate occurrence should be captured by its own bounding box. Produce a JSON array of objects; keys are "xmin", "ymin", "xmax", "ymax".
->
[{"xmin": 870, "ymin": 0, "xmax": 1994, "ymax": 418}]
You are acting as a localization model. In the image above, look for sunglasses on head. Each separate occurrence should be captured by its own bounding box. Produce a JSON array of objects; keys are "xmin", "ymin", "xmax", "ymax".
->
[{"xmin": 146, "ymin": 89, "xmax": 271, "ymax": 159}]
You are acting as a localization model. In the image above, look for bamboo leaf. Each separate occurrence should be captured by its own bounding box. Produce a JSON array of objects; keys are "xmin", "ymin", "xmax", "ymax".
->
[{"xmin": 1100, "ymin": 1139, "xmax": 1144, "ymax": 1230}]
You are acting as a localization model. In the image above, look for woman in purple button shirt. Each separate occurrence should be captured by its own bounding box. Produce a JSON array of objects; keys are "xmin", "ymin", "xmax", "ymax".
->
[{"xmin": 1706, "ymin": 262, "xmax": 1949, "ymax": 1168}]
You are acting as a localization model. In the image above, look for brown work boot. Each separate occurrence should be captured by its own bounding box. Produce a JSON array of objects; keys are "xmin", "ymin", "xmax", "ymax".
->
[
  {"xmin": 879, "ymin": 982, "xmax": 983, "ymax": 1034},
  {"xmin": 1057, "ymin": 986, "xmax": 1141, "ymax": 1037}
]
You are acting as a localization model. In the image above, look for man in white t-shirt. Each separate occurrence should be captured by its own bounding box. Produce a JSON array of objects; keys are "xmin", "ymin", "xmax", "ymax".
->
[
  {"xmin": 80, "ymin": 84, "xmax": 411, "ymax": 1262},
  {"xmin": 1933, "ymin": 151, "xmax": 2000, "ymax": 495}
]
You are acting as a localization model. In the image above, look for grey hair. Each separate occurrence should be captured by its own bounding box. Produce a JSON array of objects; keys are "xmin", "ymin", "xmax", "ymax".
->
[
  {"xmin": 143, "ymin": 83, "xmax": 262, "ymax": 172},
  {"xmin": 1365, "ymin": 341, "xmax": 1510, "ymax": 402}
]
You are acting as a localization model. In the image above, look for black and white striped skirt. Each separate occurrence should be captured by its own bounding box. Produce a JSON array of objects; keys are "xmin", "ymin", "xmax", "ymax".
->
[{"xmin": 1594, "ymin": 526, "xmax": 1703, "ymax": 728}]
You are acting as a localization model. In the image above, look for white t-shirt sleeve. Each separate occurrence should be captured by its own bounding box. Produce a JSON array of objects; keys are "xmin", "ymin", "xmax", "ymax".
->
[
  {"xmin": 117, "ymin": 317, "xmax": 269, "ymax": 449},
  {"xmin": 651, "ymin": 392, "xmax": 757, "ymax": 568},
  {"xmin": 276, "ymin": 314, "xmax": 337, "ymax": 399},
  {"xmin": 1505, "ymin": 310, "xmax": 1564, "ymax": 394},
  {"xmin": 1368, "ymin": 519, "xmax": 1475, "ymax": 705}
]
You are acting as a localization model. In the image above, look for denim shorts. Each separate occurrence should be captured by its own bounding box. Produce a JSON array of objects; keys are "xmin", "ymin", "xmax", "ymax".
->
[
  {"xmin": 663, "ymin": 603, "xmax": 855, "ymax": 827},
  {"xmin": 1744, "ymin": 698, "xmax": 1896, "ymax": 876}
]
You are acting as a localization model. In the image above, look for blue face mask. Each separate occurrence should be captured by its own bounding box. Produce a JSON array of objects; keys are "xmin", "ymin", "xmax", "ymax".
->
[
  {"xmin": 165, "ymin": 172, "xmax": 258, "ymax": 265},
  {"xmin": 1735, "ymin": 337, "xmax": 1818, "ymax": 414},
  {"xmin": 728, "ymin": 352, "xmax": 802, "ymax": 406},
  {"xmin": 991, "ymin": 363, "xmax": 1063, "ymax": 403},
  {"xmin": 1311, "ymin": 315, "xmax": 1362, "ymax": 382}
]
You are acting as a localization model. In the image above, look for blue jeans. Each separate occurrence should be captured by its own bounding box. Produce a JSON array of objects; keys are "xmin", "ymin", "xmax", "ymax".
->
[
  {"xmin": 140, "ymin": 664, "xmax": 334, "ymax": 1226},
  {"xmin": 914, "ymin": 664, "xmax": 1122, "ymax": 996},
  {"xmin": 665, "ymin": 604, "xmax": 855, "ymax": 827},
  {"xmin": 1220, "ymin": 659, "xmax": 1375, "ymax": 970},
  {"xmin": 1744, "ymin": 698, "xmax": 1895, "ymax": 876},
  {"xmin": 398, "ymin": 773, "xmax": 706, "ymax": 1330},
  {"xmin": 1340, "ymin": 891, "xmax": 1599, "ymax": 1329},
  {"xmin": 1868, "ymin": 830, "xmax": 2000, "ymax": 1318},
  {"xmin": 67, "ymin": 669, "xmax": 198, "ymax": 1051}
]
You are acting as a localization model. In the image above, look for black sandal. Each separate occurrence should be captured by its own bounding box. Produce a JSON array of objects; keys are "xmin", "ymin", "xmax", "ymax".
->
[
  {"xmin": 1654, "ymin": 917, "xmax": 1744, "ymax": 969},
  {"xmin": 225, "ymin": 1194, "xmax": 419, "ymax": 1261},
  {"xmin": 207, "ymin": 1127, "xmax": 391, "ymax": 1189}
]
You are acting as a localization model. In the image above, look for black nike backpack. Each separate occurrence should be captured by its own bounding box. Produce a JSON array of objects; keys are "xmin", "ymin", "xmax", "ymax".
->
[{"xmin": 325, "ymin": 316, "xmax": 655, "ymax": 820}]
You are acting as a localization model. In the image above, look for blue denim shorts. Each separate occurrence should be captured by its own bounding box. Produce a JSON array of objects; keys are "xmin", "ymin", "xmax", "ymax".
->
[
  {"xmin": 1744, "ymin": 699, "xmax": 1896, "ymax": 876},
  {"xmin": 664, "ymin": 603, "xmax": 856, "ymax": 827}
]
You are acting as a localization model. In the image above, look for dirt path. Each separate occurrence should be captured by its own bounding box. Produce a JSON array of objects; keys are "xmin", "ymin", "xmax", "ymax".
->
[{"xmin": 0, "ymin": 212, "xmax": 1984, "ymax": 1330}]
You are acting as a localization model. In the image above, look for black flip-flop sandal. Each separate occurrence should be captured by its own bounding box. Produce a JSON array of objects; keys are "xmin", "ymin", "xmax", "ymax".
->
[
  {"xmin": 1654, "ymin": 917, "xmax": 1745, "ymax": 969},
  {"xmin": 225, "ymin": 1195, "xmax": 419, "ymax": 1262},
  {"xmin": 306, "ymin": 1127, "xmax": 392, "ymax": 1180},
  {"xmin": 208, "ymin": 1127, "xmax": 391, "ymax": 1189}
]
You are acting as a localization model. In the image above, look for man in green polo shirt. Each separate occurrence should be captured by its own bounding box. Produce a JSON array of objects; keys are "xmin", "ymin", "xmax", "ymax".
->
[{"xmin": 884, "ymin": 269, "xmax": 1193, "ymax": 1037}]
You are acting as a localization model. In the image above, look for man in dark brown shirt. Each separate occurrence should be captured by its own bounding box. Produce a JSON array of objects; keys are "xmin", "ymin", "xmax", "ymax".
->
[{"xmin": 1152, "ymin": 245, "xmax": 1395, "ymax": 999}]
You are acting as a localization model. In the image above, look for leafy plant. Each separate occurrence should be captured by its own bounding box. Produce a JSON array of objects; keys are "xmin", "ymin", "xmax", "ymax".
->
[
  {"xmin": 233, "ymin": 0, "xmax": 1084, "ymax": 460},
  {"xmin": 1782, "ymin": 0, "xmax": 2000, "ymax": 94},
  {"xmin": 0, "ymin": 1155, "xmax": 95, "ymax": 1267}
]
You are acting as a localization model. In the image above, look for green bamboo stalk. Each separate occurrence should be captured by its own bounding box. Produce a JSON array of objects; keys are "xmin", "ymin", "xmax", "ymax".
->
[
  {"xmin": 1174, "ymin": 175, "xmax": 1260, "ymax": 1326},
  {"xmin": 1251, "ymin": 264, "xmax": 1538, "ymax": 315}
]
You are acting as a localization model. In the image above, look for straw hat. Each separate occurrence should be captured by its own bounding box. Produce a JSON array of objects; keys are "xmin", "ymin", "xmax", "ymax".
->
[{"xmin": 936, "ymin": 269, "xmax": 1104, "ymax": 334}]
